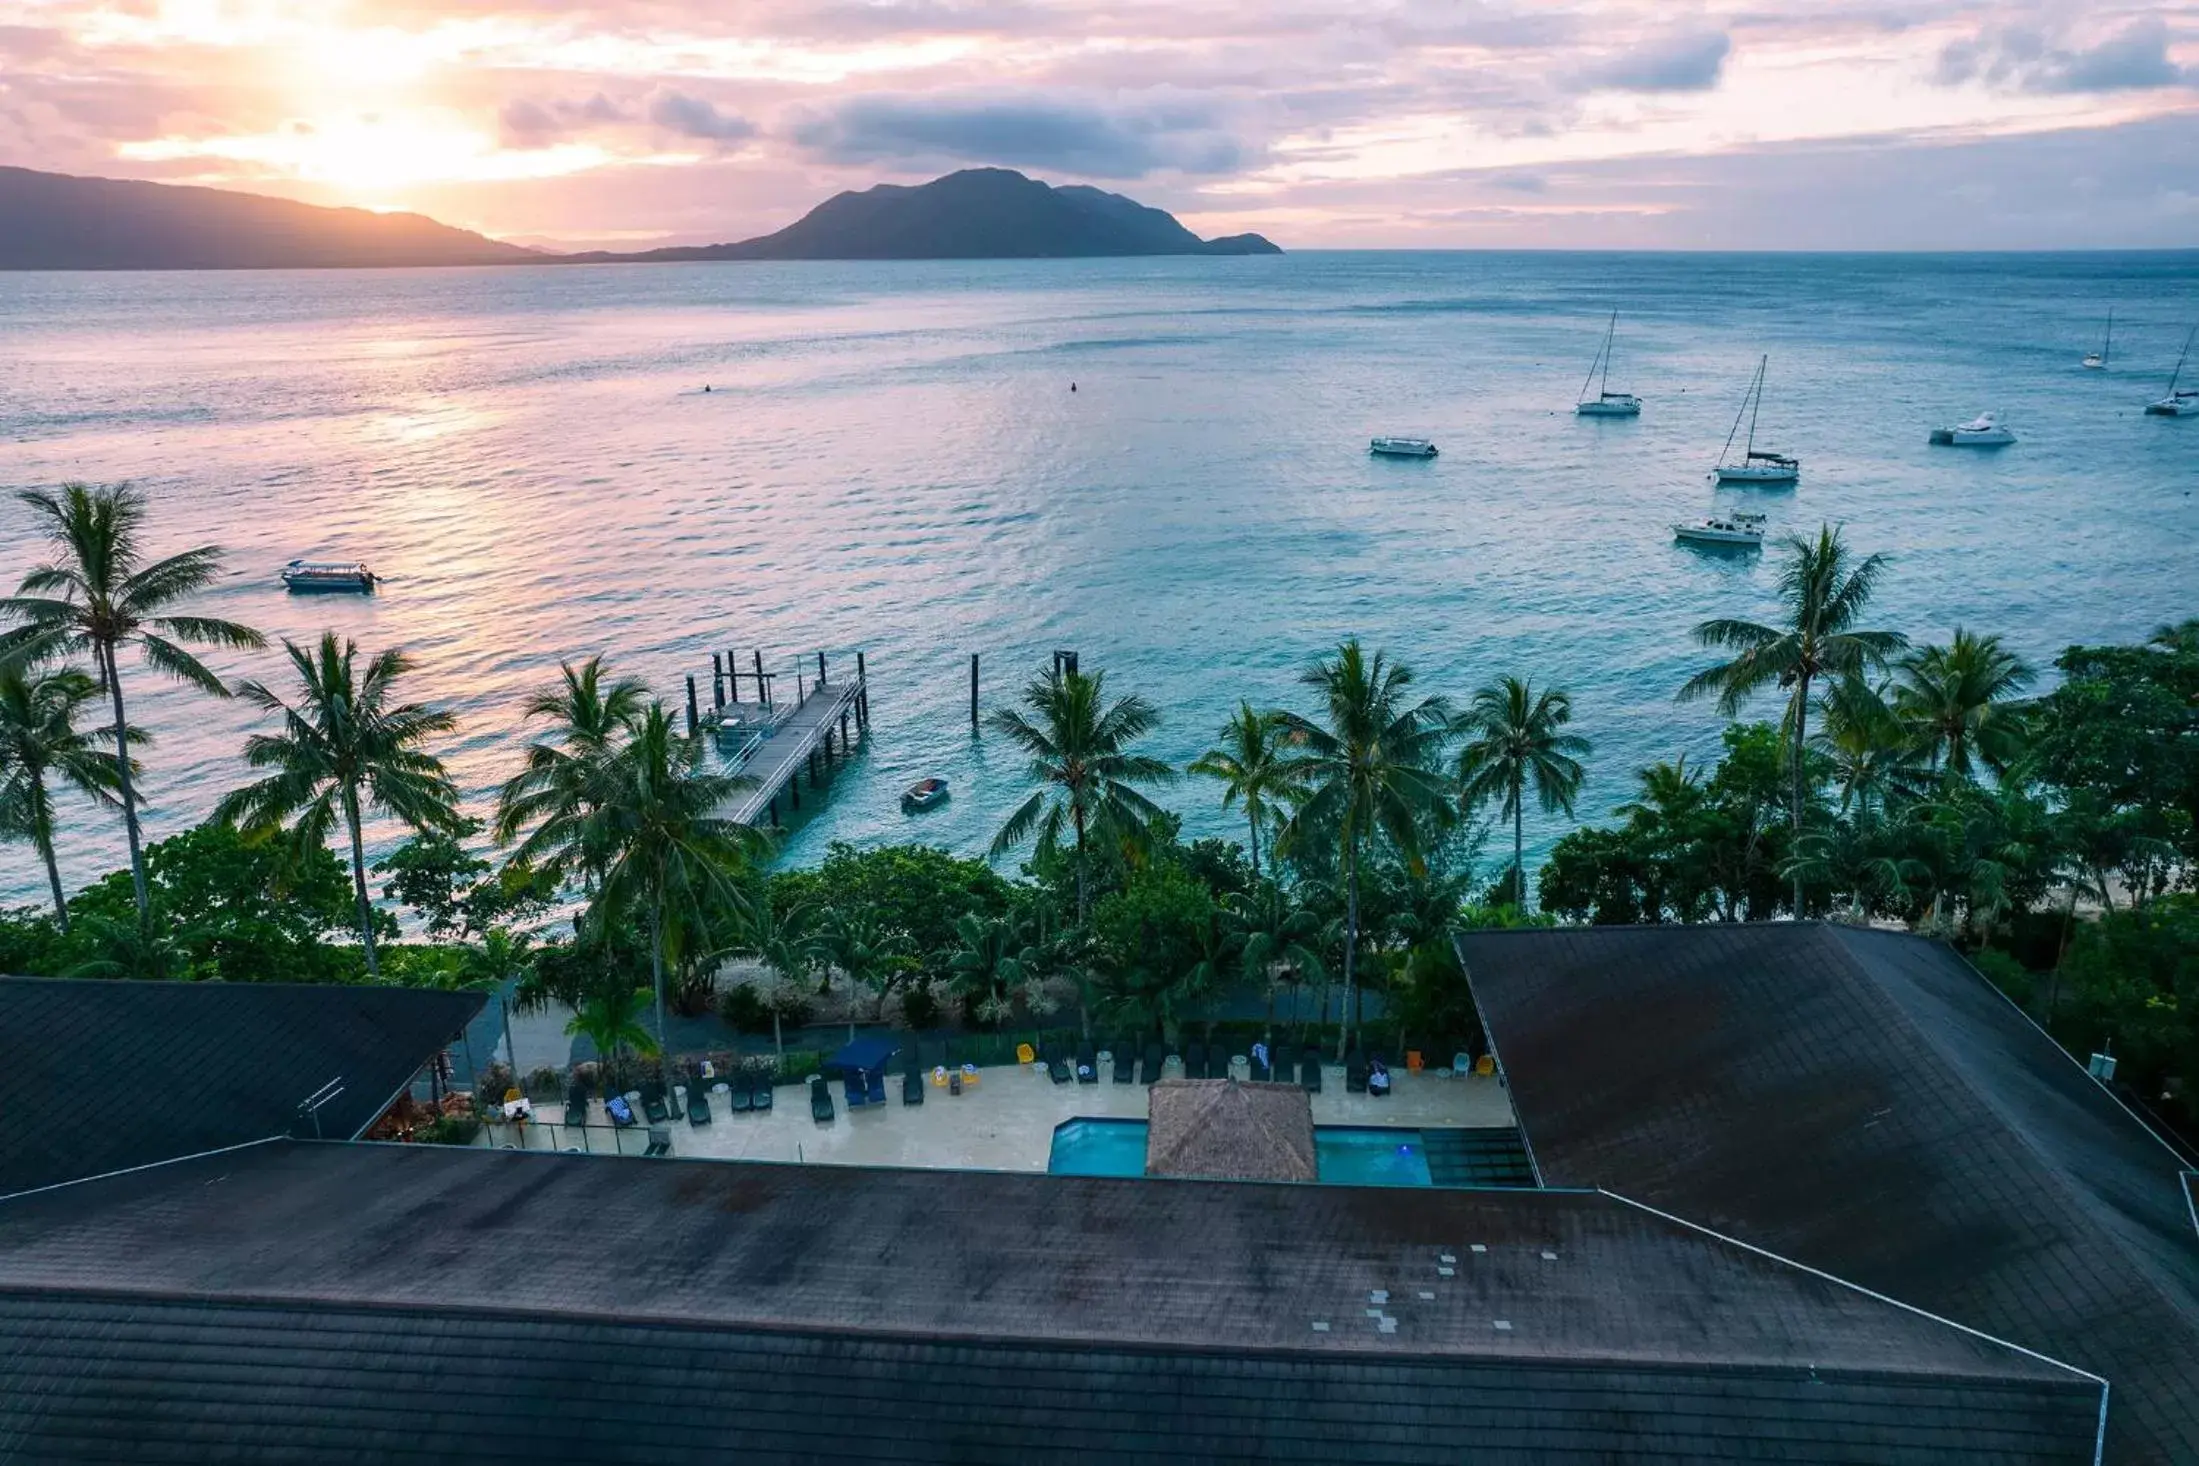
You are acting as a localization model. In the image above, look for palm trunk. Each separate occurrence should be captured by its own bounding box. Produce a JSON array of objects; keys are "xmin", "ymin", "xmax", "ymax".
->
[
  {"xmin": 1512, "ymin": 791, "xmax": 1526, "ymax": 908},
  {"xmin": 1247, "ymin": 807, "xmax": 1261, "ymax": 878},
  {"xmin": 28, "ymin": 778, "xmax": 68, "ymax": 934},
  {"xmin": 344, "ymin": 789, "xmax": 378, "ymax": 978},
  {"xmin": 1790, "ymin": 676, "xmax": 1812, "ymax": 917},
  {"xmin": 650, "ymin": 911, "xmax": 670, "ymax": 1090},
  {"xmin": 101, "ymin": 644, "xmax": 150, "ymax": 928},
  {"xmin": 1336, "ymin": 839, "xmax": 1359, "ymax": 1063}
]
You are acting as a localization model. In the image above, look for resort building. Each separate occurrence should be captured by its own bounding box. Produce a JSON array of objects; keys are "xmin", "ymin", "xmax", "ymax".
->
[{"xmin": 0, "ymin": 924, "xmax": 2192, "ymax": 1463}]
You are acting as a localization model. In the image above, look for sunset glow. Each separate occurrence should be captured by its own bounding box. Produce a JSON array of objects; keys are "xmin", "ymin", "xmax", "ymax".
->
[{"xmin": 4, "ymin": 0, "xmax": 2196, "ymax": 246}]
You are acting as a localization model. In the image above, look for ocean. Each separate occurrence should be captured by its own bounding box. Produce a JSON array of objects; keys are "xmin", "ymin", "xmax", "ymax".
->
[{"xmin": 1, "ymin": 251, "xmax": 2194, "ymax": 906}]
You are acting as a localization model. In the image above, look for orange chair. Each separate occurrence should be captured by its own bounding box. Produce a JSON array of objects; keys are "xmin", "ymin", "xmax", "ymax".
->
[
  {"xmin": 1473, "ymin": 1054, "xmax": 1496, "ymax": 1077},
  {"xmin": 1405, "ymin": 1050, "xmax": 1424, "ymax": 1074}
]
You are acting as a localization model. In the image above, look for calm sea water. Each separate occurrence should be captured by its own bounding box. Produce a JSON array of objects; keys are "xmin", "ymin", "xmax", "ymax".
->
[{"xmin": 1, "ymin": 252, "xmax": 2194, "ymax": 907}]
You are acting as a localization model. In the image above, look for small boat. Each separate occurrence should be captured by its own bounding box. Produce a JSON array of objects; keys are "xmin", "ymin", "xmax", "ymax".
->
[
  {"xmin": 1711, "ymin": 355, "xmax": 1799, "ymax": 484},
  {"xmin": 1576, "ymin": 311, "xmax": 1642, "ymax": 417},
  {"xmin": 1929, "ymin": 413, "xmax": 2015, "ymax": 446},
  {"xmin": 2144, "ymin": 327, "xmax": 2198, "ymax": 416},
  {"xmin": 2082, "ymin": 309, "xmax": 2111, "ymax": 370},
  {"xmin": 1369, "ymin": 436, "xmax": 1437, "ymax": 458},
  {"xmin": 901, "ymin": 777, "xmax": 949, "ymax": 812},
  {"xmin": 280, "ymin": 559, "xmax": 377, "ymax": 593},
  {"xmin": 1370, "ymin": 436, "xmax": 1438, "ymax": 458},
  {"xmin": 1673, "ymin": 510, "xmax": 1766, "ymax": 548}
]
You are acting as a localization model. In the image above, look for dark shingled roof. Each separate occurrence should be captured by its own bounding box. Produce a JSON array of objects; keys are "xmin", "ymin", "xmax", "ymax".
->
[
  {"xmin": 1455, "ymin": 922, "xmax": 2199, "ymax": 1466},
  {"xmin": 0, "ymin": 977, "xmax": 483, "ymax": 1197},
  {"xmin": 0, "ymin": 1140, "xmax": 2102, "ymax": 1464},
  {"xmin": 1145, "ymin": 1078, "xmax": 1317, "ymax": 1181}
]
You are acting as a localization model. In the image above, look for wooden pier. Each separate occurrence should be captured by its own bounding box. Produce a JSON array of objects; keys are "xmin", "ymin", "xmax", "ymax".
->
[{"xmin": 711, "ymin": 658, "xmax": 869, "ymax": 829}]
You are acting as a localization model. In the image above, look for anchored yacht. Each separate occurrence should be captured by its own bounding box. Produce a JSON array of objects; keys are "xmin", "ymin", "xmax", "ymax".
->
[
  {"xmin": 1575, "ymin": 311, "xmax": 1642, "ymax": 417},
  {"xmin": 1929, "ymin": 413, "xmax": 2015, "ymax": 447},
  {"xmin": 1711, "ymin": 356, "xmax": 1799, "ymax": 484}
]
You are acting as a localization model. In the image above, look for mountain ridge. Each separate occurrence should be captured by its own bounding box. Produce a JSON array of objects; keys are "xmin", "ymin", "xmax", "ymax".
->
[{"xmin": 0, "ymin": 165, "xmax": 1280, "ymax": 270}]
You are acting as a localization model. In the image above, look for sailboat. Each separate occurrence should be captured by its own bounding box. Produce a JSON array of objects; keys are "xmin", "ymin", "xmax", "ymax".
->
[
  {"xmin": 2082, "ymin": 310, "xmax": 2111, "ymax": 370},
  {"xmin": 1575, "ymin": 311, "xmax": 1642, "ymax": 417},
  {"xmin": 2144, "ymin": 326, "xmax": 2198, "ymax": 417},
  {"xmin": 1710, "ymin": 356, "xmax": 1799, "ymax": 484}
]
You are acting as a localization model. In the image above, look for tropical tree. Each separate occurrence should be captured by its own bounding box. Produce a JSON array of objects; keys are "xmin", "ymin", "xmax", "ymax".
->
[
  {"xmin": 1454, "ymin": 675, "xmax": 1590, "ymax": 904},
  {"xmin": 565, "ymin": 984, "xmax": 658, "ymax": 1076},
  {"xmin": 820, "ymin": 905, "xmax": 910, "ymax": 1032},
  {"xmin": 1813, "ymin": 672, "xmax": 1919, "ymax": 828},
  {"xmin": 494, "ymin": 655, "xmax": 648, "ymax": 878},
  {"xmin": 0, "ymin": 482, "xmax": 263, "ymax": 925},
  {"xmin": 1892, "ymin": 628, "xmax": 2034, "ymax": 779},
  {"xmin": 563, "ymin": 704, "xmax": 764, "ymax": 1073},
  {"xmin": 987, "ymin": 667, "xmax": 1175, "ymax": 923},
  {"xmin": 0, "ymin": 656, "xmax": 124, "ymax": 929},
  {"xmin": 1187, "ymin": 701, "xmax": 1302, "ymax": 877},
  {"xmin": 947, "ymin": 910, "xmax": 1027, "ymax": 1027},
  {"xmin": 1273, "ymin": 640, "xmax": 1454, "ymax": 1059},
  {"xmin": 214, "ymin": 633, "xmax": 462, "ymax": 978},
  {"xmin": 1228, "ymin": 880, "xmax": 1328, "ymax": 1045},
  {"xmin": 1678, "ymin": 524, "xmax": 1906, "ymax": 914}
]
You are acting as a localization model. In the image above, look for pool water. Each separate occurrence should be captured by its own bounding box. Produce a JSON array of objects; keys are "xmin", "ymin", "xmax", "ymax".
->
[{"xmin": 1047, "ymin": 1118, "xmax": 1435, "ymax": 1186}]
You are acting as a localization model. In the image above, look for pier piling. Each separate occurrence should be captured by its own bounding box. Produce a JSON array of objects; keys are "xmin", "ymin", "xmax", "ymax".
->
[
  {"xmin": 970, "ymin": 653, "xmax": 980, "ymax": 728},
  {"xmin": 712, "ymin": 653, "xmax": 726, "ymax": 710},
  {"xmin": 753, "ymin": 650, "xmax": 767, "ymax": 708},
  {"xmin": 855, "ymin": 652, "xmax": 869, "ymax": 726},
  {"xmin": 685, "ymin": 676, "xmax": 699, "ymax": 735},
  {"xmin": 817, "ymin": 650, "xmax": 827, "ymax": 684}
]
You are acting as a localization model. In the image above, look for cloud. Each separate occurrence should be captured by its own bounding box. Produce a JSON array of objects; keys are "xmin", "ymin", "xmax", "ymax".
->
[
  {"xmin": 1936, "ymin": 18, "xmax": 2193, "ymax": 94},
  {"xmin": 1572, "ymin": 30, "xmax": 1732, "ymax": 92},
  {"xmin": 498, "ymin": 92, "xmax": 625, "ymax": 147},
  {"xmin": 787, "ymin": 93, "xmax": 1243, "ymax": 177},
  {"xmin": 647, "ymin": 90, "xmax": 756, "ymax": 142}
]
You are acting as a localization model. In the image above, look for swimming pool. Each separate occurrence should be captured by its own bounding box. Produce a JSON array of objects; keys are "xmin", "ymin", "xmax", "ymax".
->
[{"xmin": 1047, "ymin": 1118, "xmax": 1435, "ymax": 1186}]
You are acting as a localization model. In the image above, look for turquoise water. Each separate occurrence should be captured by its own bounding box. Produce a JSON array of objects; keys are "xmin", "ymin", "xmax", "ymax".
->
[
  {"xmin": 1048, "ymin": 1116, "xmax": 1434, "ymax": 1185},
  {"xmin": 1, "ymin": 254, "xmax": 2195, "ymax": 902}
]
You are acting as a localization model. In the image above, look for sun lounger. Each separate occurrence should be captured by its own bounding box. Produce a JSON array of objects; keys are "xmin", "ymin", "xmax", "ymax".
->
[
  {"xmin": 1112, "ymin": 1041, "xmax": 1138, "ymax": 1084},
  {"xmin": 729, "ymin": 1084, "xmax": 752, "ymax": 1114},
  {"xmin": 641, "ymin": 1083, "xmax": 671, "ymax": 1125},
  {"xmin": 644, "ymin": 1125, "xmax": 672, "ymax": 1158},
  {"xmin": 1346, "ymin": 1052, "xmax": 1369, "ymax": 1093},
  {"xmin": 903, "ymin": 1067, "xmax": 925, "ymax": 1105},
  {"xmin": 1301, "ymin": 1048, "xmax": 1323, "ymax": 1093},
  {"xmin": 1076, "ymin": 1043, "xmax": 1098, "ymax": 1084},
  {"xmin": 1207, "ymin": 1043, "xmax": 1231, "ymax": 1080},
  {"xmin": 1185, "ymin": 1041, "xmax": 1206, "ymax": 1080},
  {"xmin": 809, "ymin": 1075, "xmax": 834, "ymax": 1122},
  {"xmin": 606, "ymin": 1094, "xmax": 637, "ymax": 1126},
  {"xmin": 1143, "ymin": 1043, "xmax": 1164, "ymax": 1083},
  {"xmin": 1047, "ymin": 1047, "xmax": 1072, "ymax": 1085},
  {"xmin": 844, "ymin": 1072, "xmax": 867, "ymax": 1109},
  {"xmin": 565, "ymin": 1081, "xmax": 591, "ymax": 1127},
  {"xmin": 686, "ymin": 1085, "xmax": 712, "ymax": 1126},
  {"xmin": 751, "ymin": 1080, "xmax": 773, "ymax": 1113},
  {"xmin": 866, "ymin": 1069, "xmax": 888, "ymax": 1105},
  {"xmin": 1249, "ymin": 1049, "xmax": 1272, "ymax": 1083}
]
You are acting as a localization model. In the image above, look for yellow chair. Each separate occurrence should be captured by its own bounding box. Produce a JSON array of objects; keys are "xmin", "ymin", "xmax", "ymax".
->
[
  {"xmin": 1473, "ymin": 1054, "xmax": 1496, "ymax": 1077},
  {"xmin": 930, "ymin": 1066, "xmax": 950, "ymax": 1087},
  {"xmin": 960, "ymin": 1064, "xmax": 981, "ymax": 1088},
  {"xmin": 1405, "ymin": 1050, "xmax": 1424, "ymax": 1074},
  {"xmin": 1015, "ymin": 1043, "xmax": 1036, "ymax": 1065}
]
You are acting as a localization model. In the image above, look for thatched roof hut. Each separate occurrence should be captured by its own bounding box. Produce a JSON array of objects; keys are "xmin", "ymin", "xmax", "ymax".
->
[{"xmin": 1144, "ymin": 1079, "xmax": 1317, "ymax": 1182}]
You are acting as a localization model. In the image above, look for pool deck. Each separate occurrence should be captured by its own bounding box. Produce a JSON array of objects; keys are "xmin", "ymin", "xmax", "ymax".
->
[{"xmin": 481, "ymin": 1056, "xmax": 1517, "ymax": 1173}]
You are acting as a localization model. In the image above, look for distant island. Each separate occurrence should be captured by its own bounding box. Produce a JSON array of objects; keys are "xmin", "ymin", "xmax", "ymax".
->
[{"xmin": 0, "ymin": 165, "xmax": 1279, "ymax": 271}]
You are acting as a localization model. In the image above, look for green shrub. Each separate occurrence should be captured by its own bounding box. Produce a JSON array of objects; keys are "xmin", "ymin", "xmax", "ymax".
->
[
  {"xmin": 419, "ymin": 1114, "xmax": 482, "ymax": 1146},
  {"xmin": 900, "ymin": 981, "xmax": 941, "ymax": 1029},
  {"xmin": 1968, "ymin": 947, "xmax": 2037, "ymax": 1009}
]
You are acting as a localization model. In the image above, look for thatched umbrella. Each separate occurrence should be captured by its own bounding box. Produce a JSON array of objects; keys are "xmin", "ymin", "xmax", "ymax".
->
[{"xmin": 1144, "ymin": 1078, "xmax": 1316, "ymax": 1182}]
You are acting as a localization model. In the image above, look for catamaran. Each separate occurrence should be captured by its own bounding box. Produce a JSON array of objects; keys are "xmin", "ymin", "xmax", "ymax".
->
[
  {"xmin": 1673, "ymin": 510, "xmax": 1766, "ymax": 548},
  {"xmin": 1711, "ymin": 356, "xmax": 1799, "ymax": 484},
  {"xmin": 1369, "ymin": 436, "xmax": 1439, "ymax": 458},
  {"xmin": 280, "ymin": 559, "xmax": 378, "ymax": 593},
  {"xmin": 1929, "ymin": 412, "xmax": 2015, "ymax": 447},
  {"xmin": 2145, "ymin": 326, "xmax": 2198, "ymax": 417},
  {"xmin": 1575, "ymin": 311, "xmax": 1642, "ymax": 417},
  {"xmin": 2082, "ymin": 310, "xmax": 2112, "ymax": 370}
]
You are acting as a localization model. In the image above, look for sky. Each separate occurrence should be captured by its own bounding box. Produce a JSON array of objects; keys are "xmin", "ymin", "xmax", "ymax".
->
[{"xmin": 1, "ymin": 0, "xmax": 2195, "ymax": 250}]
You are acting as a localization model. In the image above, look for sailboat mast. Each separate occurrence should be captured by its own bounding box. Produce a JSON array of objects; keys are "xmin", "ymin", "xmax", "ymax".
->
[
  {"xmin": 2169, "ymin": 327, "xmax": 2193, "ymax": 394},
  {"xmin": 1601, "ymin": 311, "xmax": 1616, "ymax": 397},
  {"xmin": 1745, "ymin": 355, "xmax": 1764, "ymax": 456},
  {"xmin": 2104, "ymin": 309, "xmax": 2113, "ymax": 365}
]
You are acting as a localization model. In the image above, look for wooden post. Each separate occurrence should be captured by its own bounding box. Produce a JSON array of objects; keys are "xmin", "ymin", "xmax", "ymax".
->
[
  {"xmin": 840, "ymin": 710, "xmax": 850, "ymax": 747},
  {"xmin": 726, "ymin": 649, "xmax": 740, "ymax": 701},
  {"xmin": 855, "ymin": 651, "xmax": 869, "ymax": 725},
  {"xmin": 754, "ymin": 650, "xmax": 766, "ymax": 708},
  {"xmin": 797, "ymin": 668, "xmax": 806, "ymax": 704},
  {"xmin": 789, "ymin": 773, "xmax": 800, "ymax": 811},
  {"xmin": 970, "ymin": 653, "xmax": 979, "ymax": 728},
  {"xmin": 712, "ymin": 654, "xmax": 726, "ymax": 710},
  {"xmin": 685, "ymin": 676, "xmax": 699, "ymax": 736},
  {"xmin": 817, "ymin": 650, "xmax": 827, "ymax": 685}
]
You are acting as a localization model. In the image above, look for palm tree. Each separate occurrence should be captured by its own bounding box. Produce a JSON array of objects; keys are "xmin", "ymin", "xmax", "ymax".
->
[
  {"xmin": 1228, "ymin": 880, "xmax": 1328, "ymax": 1046},
  {"xmin": 987, "ymin": 667, "xmax": 1175, "ymax": 923},
  {"xmin": 1812, "ymin": 672, "xmax": 1919, "ymax": 827},
  {"xmin": 0, "ymin": 483, "xmax": 263, "ymax": 925},
  {"xmin": 1188, "ymin": 701, "xmax": 1302, "ymax": 877},
  {"xmin": 0, "ymin": 656, "xmax": 125, "ymax": 930},
  {"xmin": 1454, "ymin": 676, "xmax": 1590, "ymax": 904},
  {"xmin": 563, "ymin": 704, "xmax": 764, "ymax": 1075},
  {"xmin": 821, "ymin": 906, "xmax": 907, "ymax": 1033},
  {"xmin": 726, "ymin": 896, "xmax": 822, "ymax": 1057},
  {"xmin": 947, "ymin": 911, "xmax": 1027, "ymax": 1027},
  {"xmin": 565, "ymin": 984, "xmax": 658, "ymax": 1087},
  {"xmin": 494, "ymin": 655, "xmax": 649, "ymax": 876},
  {"xmin": 214, "ymin": 633, "xmax": 462, "ymax": 978},
  {"xmin": 1892, "ymin": 628, "xmax": 2034, "ymax": 779},
  {"xmin": 1679, "ymin": 524, "xmax": 1907, "ymax": 914},
  {"xmin": 1273, "ymin": 640, "xmax": 1454, "ymax": 1059}
]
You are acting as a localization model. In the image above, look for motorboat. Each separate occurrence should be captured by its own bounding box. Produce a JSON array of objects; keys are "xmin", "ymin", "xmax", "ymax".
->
[
  {"xmin": 1711, "ymin": 355, "xmax": 1799, "ymax": 484},
  {"xmin": 1369, "ymin": 436, "xmax": 1438, "ymax": 458},
  {"xmin": 901, "ymin": 777, "xmax": 949, "ymax": 812},
  {"xmin": 1576, "ymin": 310, "xmax": 1642, "ymax": 417},
  {"xmin": 280, "ymin": 559, "xmax": 377, "ymax": 593},
  {"xmin": 2082, "ymin": 309, "xmax": 2111, "ymax": 370},
  {"xmin": 1673, "ymin": 511, "xmax": 1766, "ymax": 548},
  {"xmin": 2145, "ymin": 326, "xmax": 2197, "ymax": 416},
  {"xmin": 1929, "ymin": 413, "xmax": 2015, "ymax": 446}
]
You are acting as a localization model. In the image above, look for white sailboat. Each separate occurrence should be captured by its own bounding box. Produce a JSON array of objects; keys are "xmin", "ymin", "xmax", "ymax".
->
[
  {"xmin": 2145, "ymin": 326, "xmax": 2198, "ymax": 417},
  {"xmin": 1929, "ymin": 412, "xmax": 2015, "ymax": 446},
  {"xmin": 1710, "ymin": 356, "xmax": 1799, "ymax": 484},
  {"xmin": 1575, "ymin": 311, "xmax": 1642, "ymax": 417},
  {"xmin": 2082, "ymin": 310, "xmax": 2111, "ymax": 370}
]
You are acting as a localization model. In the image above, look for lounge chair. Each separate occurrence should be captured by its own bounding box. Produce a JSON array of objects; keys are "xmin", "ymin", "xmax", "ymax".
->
[
  {"xmin": 1047, "ymin": 1047, "xmax": 1072, "ymax": 1085},
  {"xmin": 1249, "ymin": 1048, "xmax": 1272, "ymax": 1083},
  {"xmin": 1346, "ymin": 1051, "xmax": 1369, "ymax": 1094},
  {"xmin": 1301, "ymin": 1047, "xmax": 1323, "ymax": 1094},
  {"xmin": 866, "ymin": 1069, "xmax": 888, "ymax": 1106},
  {"xmin": 844, "ymin": 1072, "xmax": 868, "ymax": 1109},
  {"xmin": 687, "ymin": 1085, "xmax": 712, "ymax": 1126},
  {"xmin": 1112, "ymin": 1041, "xmax": 1138, "ymax": 1085},
  {"xmin": 1185, "ymin": 1041, "xmax": 1207, "ymax": 1080},
  {"xmin": 641, "ymin": 1083, "xmax": 671, "ymax": 1125},
  {"xmin": 903, "ymin": 1066, "xmax": 925, "ymax": 1106},
  {"xmin": 1207, "ymin": 1042, "xmax": 1231, "ymax": 1080},
  {"xmin": 1143, "ymin": 1043, "xmax": 1164, "ymax": 1083},
  {"xmin": 809, "ymin": 1076, "xmax": 834, "ymax": 1122},
  {"xmin": 751, "ymin": 1080, "xmax": 773, "ymax": 1113},
  {"xmin": 565, "ymin": 1081, "xmax": 591, "ymax": 1127},
  {"xmin": 643, "ymin": 1125, "xmax": 672, "ymax": 1158},
  {"xmin": 729, "ymin": 1084, "xmax": 753, "ymax": 1114},
  {"xmin": 606, "ymin": 1094, "xmax": 638, "ymax": 1126},
  {"xmin": 1076, "ymin": 1043, "xmax": 1099, "ymax": 1084}
]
